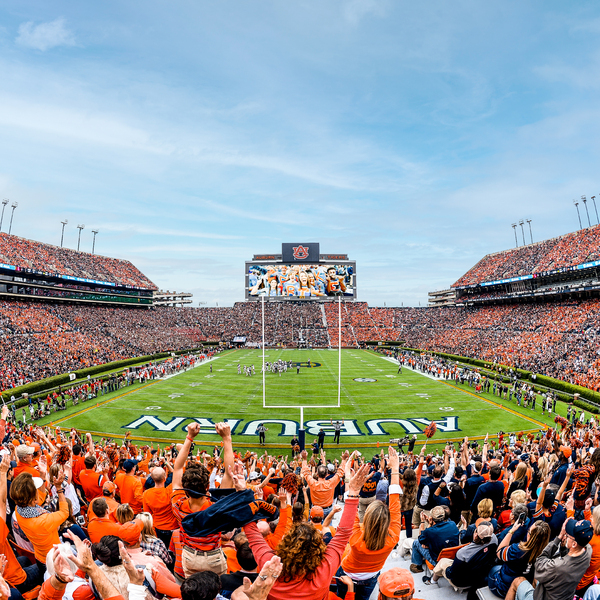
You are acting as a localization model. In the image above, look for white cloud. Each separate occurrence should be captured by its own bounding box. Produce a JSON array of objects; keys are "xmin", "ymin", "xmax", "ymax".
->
[
  {"xmin": 343, "ymin": 0, "xmax": 388, "ymax": 25},
  {"xmin": 16, "ymin": 18, "xmax": 75, "ymax": 52}
]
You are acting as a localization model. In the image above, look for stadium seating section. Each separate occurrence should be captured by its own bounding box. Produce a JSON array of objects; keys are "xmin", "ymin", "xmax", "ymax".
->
[
  {"xmin": 0, "ymin": 233, "xmax": 156, "ymax": 289},
  {"xmin": 3, "ymin": 298, "xmax": 600, "ymax": 394},
  {"xmin": 453, "ymin": 223, "xmax": 600, "ymax": 288}
]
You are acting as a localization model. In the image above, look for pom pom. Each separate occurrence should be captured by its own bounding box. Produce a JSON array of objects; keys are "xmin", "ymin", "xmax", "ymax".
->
[
  {"xmin": 554, "ymin": 416, "xmax": 569, "ymax": 429},
  {"xmin": 517, "ymin": 431, "xmax": 524, "ymax": 441},
  {"xmin": 281, "ymin": 473, "xmax": 300, "ymax": 494},
  {"xmin": 424, "ymin": 422, "xmax": 437, "ymax": 439},
  {"xmin": 56, "ymin": 445, "xmax": 71, "ymax": 465}
]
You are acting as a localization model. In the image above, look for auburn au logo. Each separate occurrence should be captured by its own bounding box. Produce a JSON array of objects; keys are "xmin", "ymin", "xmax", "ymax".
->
[{"xmin": 292, "ymin": 245, "xmax": 309, "ymax": 260}]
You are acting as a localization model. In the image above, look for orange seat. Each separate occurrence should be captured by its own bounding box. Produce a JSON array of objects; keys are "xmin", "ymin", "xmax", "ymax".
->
[
  {"xmin": 425, "ymin": 543, "xmax": 468, "ymax": 573},
  {"xmin": 9, "ymin": 540, "xmax": 37, "ymax": 567}
]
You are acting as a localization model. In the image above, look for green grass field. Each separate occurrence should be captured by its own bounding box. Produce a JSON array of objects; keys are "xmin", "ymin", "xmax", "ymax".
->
[{"xmin": 38, "ymin": 349, "xmax": 564, "ymax": 455}]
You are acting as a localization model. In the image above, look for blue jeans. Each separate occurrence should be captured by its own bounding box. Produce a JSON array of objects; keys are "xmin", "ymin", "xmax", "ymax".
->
[
  {"xmin": 402, "ymin": 509, "xmax": 414, "ymax": 538},
  {"xmin": 411, "ymin": 541, "xmax": 435, "ymax": 566},
  {"xmin": 335, "ymin": 567, "xmax": 379, "ymax": 600}
]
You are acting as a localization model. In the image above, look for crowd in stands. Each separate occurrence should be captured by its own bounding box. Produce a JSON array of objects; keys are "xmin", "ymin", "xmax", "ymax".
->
[
  {"xmin": 453, "ymin": 224, "xmax": 600, "ymax": 288},
  {"xmin": 0, "ymin": 234, "xmax": 156, "ymax": 290},
  {"xmin": 2, "ymin": 412, "xmax": 600, "ymax": 599},
  {"xmin": 4, "ymin": 295, "xmax": 600, "ymax": 394}
]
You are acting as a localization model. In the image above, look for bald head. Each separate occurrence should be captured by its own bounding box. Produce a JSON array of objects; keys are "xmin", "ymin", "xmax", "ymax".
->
[
  {"xmin": 256, "ymin": 521, "xmax": 270, "ymax": 537},
  {"xmin": 151, "ymin": 467, "xmax": 166, "ymax": 486}
]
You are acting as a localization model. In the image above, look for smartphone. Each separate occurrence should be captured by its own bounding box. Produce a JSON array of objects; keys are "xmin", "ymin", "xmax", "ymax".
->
[{"xmin": 518, "ymin": 512, "xmax": 527, "ymax": 525}]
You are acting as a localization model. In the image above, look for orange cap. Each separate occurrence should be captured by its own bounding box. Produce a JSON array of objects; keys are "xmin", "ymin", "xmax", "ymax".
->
[
  {"xmin": 560, "ymin": 445, "xmax": 572, "ymax": 459},
  {"xmin": 378, "ymin": 568, "xmax": 414, "ymax": 598},
  {"xmin": 118, "ymin": 520, "xmax": 143, "ymax": 546},
  {"xmin": 310, "ymin": 506, "xmax": 324, "ymax": 519},
  {"xmin": 103, "ymin": 481, "xmax": 117, "ymax": 494}
]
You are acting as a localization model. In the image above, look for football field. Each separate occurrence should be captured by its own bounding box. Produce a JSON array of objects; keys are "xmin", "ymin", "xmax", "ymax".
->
[{"xmin": 40, "ymin": 349, "xmax": 560, "ymax": 454}]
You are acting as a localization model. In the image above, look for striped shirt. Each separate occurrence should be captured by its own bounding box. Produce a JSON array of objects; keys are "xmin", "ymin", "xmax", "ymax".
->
[{"xmin": 171, "ymin": 489, "xmax": 221, "ymax": 551}]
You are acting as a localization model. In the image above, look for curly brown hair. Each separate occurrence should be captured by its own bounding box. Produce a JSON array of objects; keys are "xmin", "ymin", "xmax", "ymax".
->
[
  {"xmin": 276, "ymin": 522, "xmax": 326, "ymax": 582},
  {"xmin": 182, "ymin": 464, "xmax": 210, "ymax": 496}
]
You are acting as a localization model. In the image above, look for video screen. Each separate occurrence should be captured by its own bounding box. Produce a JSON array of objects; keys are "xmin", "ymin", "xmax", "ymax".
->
[{"xmin": 247, "ymin": 263, "xmax": 355, "ymax": 299}]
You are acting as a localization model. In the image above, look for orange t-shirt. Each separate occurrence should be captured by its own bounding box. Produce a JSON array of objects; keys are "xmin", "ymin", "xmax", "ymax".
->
[
  {"xmin": 79, "ymin": 469, "xmax": 108, "ymax": 502},
  {"xmin": 143, "ymin": 485, "xmax": 177, "ymax": 530},
  {"xmin": 13, "ymin": 462, "xmax": 41, "ymax": 480},
  {"xmin": 116, "ymin": 473, "xmax": 144, "ymax": 514},
  {"xmin": 0, "ymin": 517, "xmax": 26, "ymax": 585},
  {"xmin": 71, "ymin": 455, "xmax": 86, "ymax": 485},
  {"xmin": 87, "ymin": 516, "xmax": 129, "ymax": 544},
  {"xmin": 87, "ymin": 497, "xmax": 120, "ymax": 523}
]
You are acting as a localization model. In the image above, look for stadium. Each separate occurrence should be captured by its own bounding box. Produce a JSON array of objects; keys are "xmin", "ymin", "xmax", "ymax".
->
[
  {"xmin": 2, "ymin": 225, "xmax": 600, "ymax": 599},
  {"xmin": 6, "ymin": 3, "xmax": 600, "ymax": 600}
]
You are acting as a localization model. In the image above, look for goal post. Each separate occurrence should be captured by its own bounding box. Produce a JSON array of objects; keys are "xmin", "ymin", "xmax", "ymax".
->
[{"xmin": 260, "ymin": 295, "xmax": 342, "ymax": 450}]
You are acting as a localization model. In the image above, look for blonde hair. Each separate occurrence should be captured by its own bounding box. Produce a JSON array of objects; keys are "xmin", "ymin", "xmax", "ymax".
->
[
  {"xmin": 137, "ymin": 512, "xmax": 157, "ymax": 542},
  {"xmin": 478, "ymin": 498, "xmax": 493, "ymax": 519},
  {"xmin": 513, "ymin": 463, "xmax": 528, "ymax": 482},
  {"xmin": 593, "ymin": 506, "xmax": 600, "ymax": 536},
  {"xmin": 537, "ymin": 456, "xmax": 549, "ymax": 482},
  {"xmin": 510, "ymin": 490, "xmax": 527, "ymax": 506},
  {"xmin": 116, "ymin": 503, "xmax": 135, "ymax": 524}
]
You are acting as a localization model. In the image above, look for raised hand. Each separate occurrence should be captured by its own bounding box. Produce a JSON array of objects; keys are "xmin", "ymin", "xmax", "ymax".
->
[
  {"xmin": 187, "ymin": 422, "xmax": 201, "ymax": 439},
  {"xmin": 215, "ymin": 422, "xmax": 231, "ymax": 438}
]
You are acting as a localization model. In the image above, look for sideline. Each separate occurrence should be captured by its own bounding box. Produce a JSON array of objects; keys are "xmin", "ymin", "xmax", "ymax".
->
[
  {"xmin": 49, "ymin": 356, "xmax": 219, "ymax": 427},
  {"xmin": 381, "ymin": 355, "xmax": 548, "ymax": 430}
]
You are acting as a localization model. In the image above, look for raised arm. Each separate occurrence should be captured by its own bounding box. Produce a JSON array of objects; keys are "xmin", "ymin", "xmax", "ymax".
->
[
  {"xmin": 0, "ymin": 454, "xmax": 10, "ymax": 522},
  {"xmin": 172, "ymin": 422, "xmax": 200, "ymax": 490},
  {"xmin": 216, "ymin": 422, "xmax": 234, "ymax": 489}
]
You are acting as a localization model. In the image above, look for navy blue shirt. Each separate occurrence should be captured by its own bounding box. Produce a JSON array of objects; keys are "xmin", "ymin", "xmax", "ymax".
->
[{"xmin": 418, "ymin": 520, "xmax": 460, "ymax": 562}]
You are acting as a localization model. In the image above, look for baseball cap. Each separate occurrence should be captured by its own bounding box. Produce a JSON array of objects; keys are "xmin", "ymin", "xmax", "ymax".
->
[
  {"xmin": 32, "ymin": 477, "xmax": 45, "ymax": 489},
  {"xmin": 566, "ymin": 518, "xmax": 594, "ymax": 547},
  {"xmin": 103, "ymin": 481, "xmax": 117, "ymax": 494},
  {"xmin": 431, "ymin": 506, "xmax": 446, "ymax": 521},
  {"xmin": 476, "ymin": 521, "xmax": 494, "ymax": 540},
  {"xmin": 16, "ymin": 445, "xmax": 34, "ymax": 459},
  {"xmin": 122, "ymin": 459, "xmax": 138, "ymax": 472},
  {"xmin": 310, "ymin": 506, "xmax": 324, "ymax": 519},
  {"xmin": 248, "ymin": 472, "xmax": 261, "ymax": 481},
  {"xmin": 118, "ymin": 520, "xmax": 143, "ymax": 546},
  {"xmin": 560, "ymin": 446, "xmax": 572, "ymax": 459},
  {"xmin": 327, "ymin": 464, "xmax": 335, "ymax": 473},
  {"xmin": 378, "ymin": 568, "xmax": 414, "ymax": 599}
]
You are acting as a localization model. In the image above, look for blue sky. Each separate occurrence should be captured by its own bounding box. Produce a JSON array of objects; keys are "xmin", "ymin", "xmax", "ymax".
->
[{"xmin": 1, "ymin": 1, "xmax": 600, "ymax": 306}]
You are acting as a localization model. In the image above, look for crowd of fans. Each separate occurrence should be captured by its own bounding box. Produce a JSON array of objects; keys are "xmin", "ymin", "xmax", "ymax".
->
[
  {"xmin": 0, "ymin": 234, "xmax": 156, "ymax": 290},
  {"xmin": 3, "ymin": 296, "xmax": 600, "ymax": 394},
  {"xmin": 453, "ymin": 224, "xmax": 600, "ymax": 288},
  {"xmin": 1, "ymin": 414, "xmax": 600, "ymax": 600}
]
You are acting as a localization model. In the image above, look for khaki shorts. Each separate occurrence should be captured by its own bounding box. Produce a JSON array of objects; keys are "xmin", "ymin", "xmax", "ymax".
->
[{"xmin": 181, "ymin": 546, "xmax": 227, "ymax": 577}]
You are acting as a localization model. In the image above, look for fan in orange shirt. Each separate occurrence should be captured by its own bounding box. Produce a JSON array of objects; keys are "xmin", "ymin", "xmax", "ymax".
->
[
  {"xmin": 142, "ymin": 467, "xmax": 177, "ymax": 547},
  {"xmin": 13, "ymin": 445, "xmax": 42, "ymax": 479},
  {"xmin": 115, "ymin": 459, "xmax": 144, "ymax": 514}
]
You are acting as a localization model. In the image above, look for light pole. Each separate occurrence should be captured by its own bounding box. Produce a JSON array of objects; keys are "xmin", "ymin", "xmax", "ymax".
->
[
  {"xmin": 60, "ymin": 220, "xmax": 68, "ymax": 247},
  {"xmin": 77, "ymin": 224, "xmax": 85, "ymax": 251},
  {"xmin": 8, "ymin": 202, "xmax": 18, "ymax": 235},
  {"xmin": 526, "ymin": 219, "xmax": 533, "ymax": 244},
  {"xmin": 574, "ymin": 199, "xmax": 582, "ymax": 229},
  {"xmin": 0, "ymin": 200, "xmax": 8, "ymax": 232},
  {"xmin": 91, "ymin": 229, "xmax": 98, "ymax": 254},
  {"xmin": 582, "ymin": 195, "xmax": 591, "ymax": 227},
  {"xmin": 592, "ymin": 196, "xmax": 599, "ymax": 225},
  {"xmin": 518, "ymin": 219, "xmax": 526, "ymax": 246},
  {"xmin": 512, "ymin": 223, "xmax": 518, "ymax": 247}
]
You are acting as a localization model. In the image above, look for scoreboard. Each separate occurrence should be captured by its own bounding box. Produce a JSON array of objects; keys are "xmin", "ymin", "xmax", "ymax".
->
[{"xmin": 245, "ymin": 243, "xmax": 356, "ymax": 301}]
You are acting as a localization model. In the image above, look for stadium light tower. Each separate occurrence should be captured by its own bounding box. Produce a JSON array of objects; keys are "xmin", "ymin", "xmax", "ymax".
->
[
  {"xmin": 77, "ymin": 224, "xmax": 85, "ymax": 251},
  {"xmin": 8, "ymin": 202, "xmax": 18, "ymax": 235},
  {"xmin": 526, "ymin": 219, "xmax": 533, "ymax": 244},
  {"xmin": 574, "ymin": 199, "xmax": 583, "ymax": 229},
  {"xmin": 60, "ymin": 220, "xmax": 68, "ymax": 247},
  {"xmin": 582, "ymin": 195, "xmax": 591, "ymax": 227},
  {"xmin": 91, "ymin": 229, "xmax": 99, "ymax": 254},
  {"xmin": 0, "ymin": 199, "xmax": 9, "ymax": 232},
  {"xmin": 592, "ymin": 196, "xmax": 599, "ymax": 225},
  {"xmin": 512, "ymin": 223, "xmax": 518, "ymax": 247},
  {"xmin": 518, "ymin": 220, "xmax": 526, "ymax": 245}
]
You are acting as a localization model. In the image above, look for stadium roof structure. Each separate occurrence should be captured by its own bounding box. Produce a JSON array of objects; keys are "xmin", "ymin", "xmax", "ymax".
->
[
  {"xmin": 0, "ymin": 233, "xmax": 157, "ymax": 290},
  {"xmin": 453, "ymin": 225, "xmax": 600, "ymax": 289}
]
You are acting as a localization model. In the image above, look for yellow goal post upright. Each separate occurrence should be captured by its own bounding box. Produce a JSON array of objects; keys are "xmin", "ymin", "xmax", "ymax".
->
[{"xmin": 261, "ymin": 294, "xmax": 342, "ymax": 450}]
